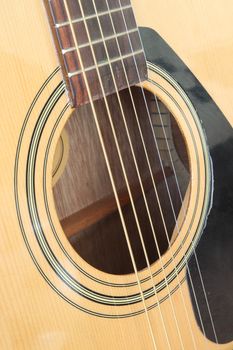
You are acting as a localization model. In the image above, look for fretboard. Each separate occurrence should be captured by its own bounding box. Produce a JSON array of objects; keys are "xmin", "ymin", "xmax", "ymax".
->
[{"xmin": 45, "ymin": 0, "xmax": 147, "ymax": 107}]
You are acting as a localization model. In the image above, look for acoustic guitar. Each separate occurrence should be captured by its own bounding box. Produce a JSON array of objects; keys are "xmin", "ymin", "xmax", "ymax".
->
[{"xmin": 0, "ymin": 1, "xmax": 232, "ymax": 349}]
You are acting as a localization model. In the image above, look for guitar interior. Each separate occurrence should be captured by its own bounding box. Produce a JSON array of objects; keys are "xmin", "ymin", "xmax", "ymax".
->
[{"xmin": 52, "ymin": 87, "xmax": 190, "ymax": 275}]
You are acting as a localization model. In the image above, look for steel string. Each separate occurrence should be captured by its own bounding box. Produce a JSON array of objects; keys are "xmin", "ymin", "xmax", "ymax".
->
[
  {"xmin": 117, "ymin": 0, "xmax": 217, "ymax": 346},
  {"xmin": 61, "ymin": 0, "xmax": 158, "ymax": 348}
]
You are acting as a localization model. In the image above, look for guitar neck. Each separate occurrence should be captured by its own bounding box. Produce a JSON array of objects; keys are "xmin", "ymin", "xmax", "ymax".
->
[{"xmin": 45, "ymin": 0, "xmax": 147, "ymax": 107}]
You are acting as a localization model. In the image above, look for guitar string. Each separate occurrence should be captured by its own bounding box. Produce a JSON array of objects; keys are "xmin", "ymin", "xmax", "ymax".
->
[
  {"xmin": 152, "ymin": 98, "xmax": 208, "ymax": 342},
  {"xmin": 61, "ymin": 1, "xmax": 158, "ymax": 349},
  {"xmin": 101, "ymin": 0, "xmax": 197, "ymax": 348},
  {"xmin": 115, "ymin": 0, "xmax": 206, "ymax": 346},
  {"xmin": 117, "ymin": 0, "xmax": 217, "ymax": 345},
  {"xmin": 89, "ymin": 1, "xmax": 175, "ymax": 349},
  {"xmin": 72, "ymin": 1, "xmax": 178, "ymax": 348},
  {"xmin": 154, "ymin": 96, "xmax": 218, "ymax": 343},
  {"xmin": 120, "ymin": 0, "xmax": 218, "ymax": 341},
  {"xmin": 75, "ymin": 1, "xmax": 195, "ymax": 348},
  {"xmin": 108, "ymin": 0, "xmax": 213, "ymax": 346},
  {"xmin": 99, "ymin": 0, "xmax": 200, "ymax": 348},
  {"xmin": 78, "ymin": 3, "xmax": 166, "ymax": 348},
  {"xmin": 76, "ymin": 1, "xmax": 166, "ymax": 347},
  {"xmin": 62, "ymin": 0, "xmax": 144, "ymax": 334},
  {"xmin": 59, "ymin": 0, "xmax": 213, "ymax": 346},
  {"xmin": 83, "ymin": 0, "xmax": 200, "ymax": 348},
  {"xmin": 89, "ymin": 1, "xmax": 189, "ymax": 349}
]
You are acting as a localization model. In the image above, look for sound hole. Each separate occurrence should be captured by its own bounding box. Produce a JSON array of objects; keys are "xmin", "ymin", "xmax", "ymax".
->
[{"xmin": 52, "ymin": 87, "xmax": 190, "ymax": 275}]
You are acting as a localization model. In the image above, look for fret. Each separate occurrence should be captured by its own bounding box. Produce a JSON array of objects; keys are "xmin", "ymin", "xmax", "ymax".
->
[
  {"xmin": 78, "ymin": 0, "xmax": 131, "ymax": 16},
  {"xmin": 56, "ymin": 10, "xmax": 138, "ymax": 51},
  {"xmin": 70, "ymin": 51, "xmax": 146, "ymax": 105},
  {"xmin": 107, "ymin": 0, "xmax": 131, "ymax": 9},
  {"xmin": 45, "ymin": 0, "xmax": 147, "ymax": 107},
  {"xmin": 67, "ymin": 50, "xmax": 144, "ymax": 77},
  {"xmin": 55, "ymin": 5, "xmax": 132, "ymax": 28},
  {"xmin": 61, "ymin": 28, "xmax": 139, "ymax": 54},
  {"xmin": 57, "ymin": 21, "xmax": 88, "ymax": 48},
  {"xmin": 110, "ymin": 7, "xmax": 137, "ymax": 33},
  {"xmin": 79, "ymin": 0, "xmax": 95, "ymax": 17},
  {"xmin": 116, "ymin": 30, "xmax": 142, "ymax": 56},
  {"xmin": 49, "ymin": 0, "xmax": 132, "ymax": 24},
  {"xmin": 63, "ymin": 32, "xmax": 142, "ymax": 76},
  {"xmin": 55, "ymin": 5, "xmax": 131, "ymax": 28}
]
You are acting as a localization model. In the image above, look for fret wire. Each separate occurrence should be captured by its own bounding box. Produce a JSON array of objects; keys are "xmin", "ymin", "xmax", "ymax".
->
[
  {"xmin": 47, "ymin": 0, "xmax": 147, "ymax": 106},
  {"xmin": 67, "ymin": 50, "xmax": 144, "ymax": 77},
  {"xmin": 54, "ymin": 4, "xmax": 132, "ymax": 28},
  {"xmin": 61, "ymin": 28, "xmax": 138, "ymax": 54}
]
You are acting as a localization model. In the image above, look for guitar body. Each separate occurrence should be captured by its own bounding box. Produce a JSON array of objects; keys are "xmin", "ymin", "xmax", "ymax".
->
[{"xmin": 0, "ymin": 1, "xmax": 232, "ymax": 349}]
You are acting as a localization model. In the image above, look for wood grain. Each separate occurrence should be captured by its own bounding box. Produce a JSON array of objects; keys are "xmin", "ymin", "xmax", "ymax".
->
[{"xmin": 0, "ymin": 0, "xmax": 233, "ymax": 349}]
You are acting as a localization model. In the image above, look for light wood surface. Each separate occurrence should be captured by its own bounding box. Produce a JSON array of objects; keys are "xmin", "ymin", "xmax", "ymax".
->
[
  {"xmin": 132, "ymin": 0, "xmax": 233, "ymax": 127},
  {"xmin": 0, "ymin": 1, "xmax": 232, "ymax": 349}
]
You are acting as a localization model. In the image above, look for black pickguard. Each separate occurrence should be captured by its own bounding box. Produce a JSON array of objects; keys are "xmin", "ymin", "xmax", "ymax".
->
[{"xmin": 140, "ymin": 27, "xmax": 233, "ymax": 344}]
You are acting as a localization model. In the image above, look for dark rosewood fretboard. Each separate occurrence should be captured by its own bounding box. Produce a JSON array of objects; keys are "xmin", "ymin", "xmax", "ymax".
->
[{"xmin": 45, "ymin": 0, "xmax": 147, "ymax": 106}]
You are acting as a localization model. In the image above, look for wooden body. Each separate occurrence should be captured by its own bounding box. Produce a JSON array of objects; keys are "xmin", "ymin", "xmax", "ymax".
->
[{"xmin": 0, "ymin": 1, "xmax": 232, "ymax": 349}]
